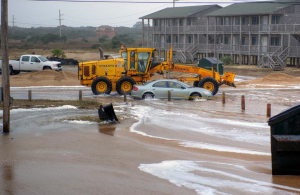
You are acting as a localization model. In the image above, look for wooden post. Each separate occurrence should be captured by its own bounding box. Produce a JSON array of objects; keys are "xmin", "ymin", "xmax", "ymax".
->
[
  {"xmin": 267, "ymin": 103, "xmax": 271, "ymax": 117},
  {"xmin": 222, "ymin": 91, "xmax": 225, "ymax": 104},
  {"xmin": 1, "ymin": 0, "xmax": 10, "ymax": 132},
  {"xmin": 28, "ymin": 90, "xmax": 32, "ymax": 101},
  {"xmin": 79, "ymin": 90, "xmax": 82, "ymax": 101},
  {"xmin": 241, "ymin": 95, "xmax": 245, "ymax": 110},
  {"xmin": 123, "ymin": 91, "xmax": 127, "ymax": 103},
  {"xmin": 168, "ymin": 90, "xmax": 171, "ymax": 102}
]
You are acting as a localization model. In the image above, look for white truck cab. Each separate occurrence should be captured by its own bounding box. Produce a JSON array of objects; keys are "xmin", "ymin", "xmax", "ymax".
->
[{"xmin": 1, "ymin": 55, "xmax": 62, "ymax": 75}]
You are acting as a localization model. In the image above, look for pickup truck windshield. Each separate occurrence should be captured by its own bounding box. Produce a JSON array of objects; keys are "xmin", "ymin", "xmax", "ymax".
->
[{"xmin": 38, "ymin": 56, "xmax": 48, "ymax": 62}]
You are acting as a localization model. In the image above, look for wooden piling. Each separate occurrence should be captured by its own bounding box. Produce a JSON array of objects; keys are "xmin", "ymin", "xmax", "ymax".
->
[
  {"xmin": 79, "ymin": 90, "xmax": 82, "ymax": 101},
  {"xmin": 124, "ymin": 91, "xmax": 127, "ymax": 103},
  {"xmin": 267, "ymin": 103, "xmax": 271, "ymax": 117},
  {"xmin": 222, "ymin": 91, "xmax": 225, "ymax": 104},
  {"xmin": 241, "ymin": 95, "xmax": 245, "ymax": 110},
  {"xmin": 28, "ymin": 90, "xmax": 32, "ymax": 101},
  {"xmin": 168, "ymin": 90, "xmax": 171, "ymax": 102}
]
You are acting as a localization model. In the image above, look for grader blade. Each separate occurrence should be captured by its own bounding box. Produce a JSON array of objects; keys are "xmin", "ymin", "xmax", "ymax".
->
[
  {"xmin": 220, "ymin": 72, "xmax": 236, "ymax": 87},
  {"xmin": 98, "ymin": 103, "xmax": 119, "ymax": 123}
]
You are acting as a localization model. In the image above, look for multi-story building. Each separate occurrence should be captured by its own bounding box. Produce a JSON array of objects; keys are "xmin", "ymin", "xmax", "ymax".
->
[
  {"xmin": 96, "ymin": 25, "xmax": 118, "ymax": 39},
  {"xmin": 141, "ymin": 0, "xmax": 300, "ymax": 70}
]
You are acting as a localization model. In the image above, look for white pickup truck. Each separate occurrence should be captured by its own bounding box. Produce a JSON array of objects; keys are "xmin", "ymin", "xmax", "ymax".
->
[{"xmin": 1, "ymin": 55, "xmax": 62, "ymax": 75}]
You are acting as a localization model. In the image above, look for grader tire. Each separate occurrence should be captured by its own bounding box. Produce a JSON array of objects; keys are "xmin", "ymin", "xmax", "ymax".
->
[
  {"xmin": 91, "ymin": 77, "xmax": 112, "ymax": 95},
  {"xmin": 116, "ymin": 77, "xmax": 136, "ymax": 95},
  {"xmin": 198, "ymin": 77, "xmax": 219, "ymax": 95}
]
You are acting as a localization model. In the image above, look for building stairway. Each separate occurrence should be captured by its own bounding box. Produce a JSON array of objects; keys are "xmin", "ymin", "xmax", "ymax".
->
[{"xmin": 258, "ymin": 46, "xmax": 288, "ymax": 70}]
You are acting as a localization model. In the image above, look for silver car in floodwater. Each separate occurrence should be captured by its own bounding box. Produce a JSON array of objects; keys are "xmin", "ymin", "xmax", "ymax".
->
[{"xmin": 131, "ymin": 79, "xmax": 213, "ymax": 100}]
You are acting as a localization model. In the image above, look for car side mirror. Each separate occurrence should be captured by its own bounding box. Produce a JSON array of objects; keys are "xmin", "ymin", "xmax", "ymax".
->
[{"xmin": 181, "ymin": 86, "xmax": 186, "ymax": 89}]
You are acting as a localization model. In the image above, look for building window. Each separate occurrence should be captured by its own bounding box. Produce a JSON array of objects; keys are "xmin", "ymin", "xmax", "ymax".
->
[
  {"xmin": 271, "ymin": 16, "xmax": 280, "ymax": 24},
  {"xmin": 188, "ymin": 35, "xmax": 193, "ymax": 43},
  {"xmin": 241, "ymin": 37, "xmax": 246, "ymax": 45},
  {"xmin": 174, "ymin": 19, "xmax": 179, "ymax": 26},
  {"xmin": 218, "ymin": 37, "xmax": 223, "ymax": 44},
  {"xmin": 252, "ymin": 36, "xmax": 258, "ymax": 45},
  {"xmin": 154, "ymin": 35, "xmax": 159, "ymax": 43},
  {"xmin": 166, "ymin": 35, "xmax": 171, "ymax": 43},
  {"xmin": 219, "ymin": 17, "xmax": 224, "ymax": 25},
  {"xmin": 224, "ymin": 37, "xmax": 229, "ymax": 44},
  {"xmin": 235, "ymin": 17, "xmax": 240, "ymax": 25},
  {"xmin": 241, "ymin": 17, "xmax": 246, "ymax": 25},
  {"xmin": 225, "ymin": 17, "xmax": 230, "ymax": 25},
  {"xmin": 166, "ymin": 19, "xmax": 171, "ymax": 26},
  {"xmin": 252, "ymin": 16, "xmax": 259, "ymax": 25},
  {"xmin": 175, "ymin": 35, "xmax": 179, "ymax": 43},
  {"xmin": 236, "ymin": 36, "xmax": 240, "ymax": 45},
  {"xmin": 271, "ymin": 37, "xmax": 280, "ymax": 46},
  {"xmin": 179, "ymin": 19, "xmax": 184, "ymax": 26},
  {"xmin": 187, "ymin": 18, "xmax": 195, "ymax": 26},
  {"xmin": 154, "ymin": 20, "xmax": 160, "ymax": 26}
]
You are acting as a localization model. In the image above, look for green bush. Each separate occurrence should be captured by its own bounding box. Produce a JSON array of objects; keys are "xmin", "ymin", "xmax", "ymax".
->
[
  {"xmin": 221, "ymin": 56, "xmax": 231, "ymax": 65},
  {"xmin": 51, "ymin": 48, "xmax": 66, "ymax": 58},
  {"xmin": 91, "ymin": 44, "xmax": 100, "ymax": 49}
]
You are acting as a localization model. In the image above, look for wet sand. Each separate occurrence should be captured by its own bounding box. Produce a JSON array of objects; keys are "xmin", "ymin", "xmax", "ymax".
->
[{"xmin": 1, "ymin": 67, "xmax": 300, "ymax": 194}]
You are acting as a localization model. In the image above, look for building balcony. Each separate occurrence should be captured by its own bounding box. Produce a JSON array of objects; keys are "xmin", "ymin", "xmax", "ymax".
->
[{"xmin": 144, "ymin": 24, "xmax": 300, "ymax": 34}]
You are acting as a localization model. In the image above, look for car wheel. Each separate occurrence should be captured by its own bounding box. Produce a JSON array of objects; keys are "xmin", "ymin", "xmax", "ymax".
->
[
  {"xmin": 142, "ymin": 92, "xmax": 154, "ymax": 100},
  {"xmin": 91, "ymin": 77, "xmax": 112, "ymax": 95},
  {"xmin": 116, "ymin": 77, "xmax": 136, "ymax": 95},
  {"xmin": 198, "ymin": 77, "xmax": 219, "ymax": 95},
  {"xmin": 189, "ymin": 92, "xmax": 201, "ymax": 100}
]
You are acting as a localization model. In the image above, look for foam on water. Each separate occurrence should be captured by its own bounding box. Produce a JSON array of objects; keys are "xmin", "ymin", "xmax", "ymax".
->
[
  {"xmin": 3, "ymin": 105, "xmax": 78, "ymax": 115},
  {"xmin": 130, "ymin": 105, "xmax": 269, "ymax": 154},
  {"xmin": 62, "ymin": 120, "xmax": 98, "ymax": 125},
  {"xmin": 139, "ymin": 160, "xmax": 300, "ymax": 195}
]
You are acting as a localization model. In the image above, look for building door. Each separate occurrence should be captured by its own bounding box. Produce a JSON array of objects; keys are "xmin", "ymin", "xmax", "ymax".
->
[
  {"xmin": 161, "ymin": 35, "xmax": 165, "ymax": 48},
  {"xmin": 261, "ymin": 36, "xmax": 268, "ymax": 53},
  {"xmin": 262, "ymin": 16, "xmax": 268, "ymax": 32}
]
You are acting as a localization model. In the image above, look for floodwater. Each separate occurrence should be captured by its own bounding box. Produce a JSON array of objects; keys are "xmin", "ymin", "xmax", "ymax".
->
[{"xmin": 1, "ymin": 77, "xmax": 300, "ymax": 194}]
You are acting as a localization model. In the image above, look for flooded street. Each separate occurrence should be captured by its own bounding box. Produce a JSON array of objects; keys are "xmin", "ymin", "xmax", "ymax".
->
[{"xmin": 1, "ymin": 72, "xmax": 300, "ymax": 194}]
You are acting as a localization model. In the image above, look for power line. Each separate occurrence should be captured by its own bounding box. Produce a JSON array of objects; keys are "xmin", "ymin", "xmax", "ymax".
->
[{"xmin": 32, "ymin": 0, "xmax": 274, "ymax": 3}]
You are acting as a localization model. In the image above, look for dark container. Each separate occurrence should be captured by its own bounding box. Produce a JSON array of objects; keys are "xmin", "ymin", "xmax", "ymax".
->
[
  {"xmin": 268, "ymin": 103, "xmax": 300, "ymax": 175},
  {"xmin": 98, "ymin": 103, "xmax": 119, "ymax": 123},
  {"xmin": 198, "ymin": 58, "xmax": 224, "ymax": 75}
]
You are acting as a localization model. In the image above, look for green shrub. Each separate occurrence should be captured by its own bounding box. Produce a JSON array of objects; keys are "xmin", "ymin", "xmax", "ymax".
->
[
  {"xmin": 221, "ymin": 56, "xmax": 231, "ymax": 65},
  {"xmin": 51, "ymin": 48, "xmax": 66, "ymax": 58}
]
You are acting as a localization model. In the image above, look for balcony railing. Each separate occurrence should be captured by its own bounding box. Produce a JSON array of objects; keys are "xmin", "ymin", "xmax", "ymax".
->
[{"xmin": 144, "ymin": 24, "xmax": 300, "ymax": 34}]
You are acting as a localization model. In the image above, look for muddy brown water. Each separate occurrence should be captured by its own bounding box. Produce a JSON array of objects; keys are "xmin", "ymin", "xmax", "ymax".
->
[{"xmin": 1, "ymin": 67, "xmax": 300, "ymax": 194}]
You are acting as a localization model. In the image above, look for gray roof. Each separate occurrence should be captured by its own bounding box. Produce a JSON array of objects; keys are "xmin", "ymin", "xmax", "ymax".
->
[
  {"xmin": 206, "ymin": 2, "xmax": 290, "ymax": 16},
  {"xmin": 140, "ymin": 5, "xmax": 219, "ymax": 19}
]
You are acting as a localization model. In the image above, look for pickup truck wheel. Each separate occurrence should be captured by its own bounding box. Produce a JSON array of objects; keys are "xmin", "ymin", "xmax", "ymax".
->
[
  {"xmin": 13, "ymin": 70, "xmax": 20, "ymax": 75},
  {"xmin": 198, "ymin": 77, "xmax": 219, "ymax": 95},
  {"xmin": 43, "ymin": 66, "xmax": 51, "ymax": 70},
  {"xmin": 116, "ymin": 77, "xmax": 136, "ymax": 95},
  {"xmin": 91, "ymin": 77, "xmax": 112, "ymax": 95},
  {"xmin": 9, "ymin": 66, "xmax": 13, "ymax": 75}
]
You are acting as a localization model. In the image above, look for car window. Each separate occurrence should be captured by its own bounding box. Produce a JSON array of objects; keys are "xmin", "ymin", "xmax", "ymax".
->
[
  {"xmin": 152, "ymin": 81, "xmax": 167, "ymax": 88},
  {"xmin": 21, "ymin": 56, "xmax": 30, "ymax": 62},
  {"xmin": 168, "ymin": 81, "xmax": 184, "ymax": 89},
  {"xmin": 38, "ymin": 56, "xmax": 48, "ymax": 62},
  {"xmin": 137, "ymin": 52, "xmax": 150, "ymax": 73},
  {"xmin": 31, "ymin": 56, "xmax": 39, "ymax": 63}
]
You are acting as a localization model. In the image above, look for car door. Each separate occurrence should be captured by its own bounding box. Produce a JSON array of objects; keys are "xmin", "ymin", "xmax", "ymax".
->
[
  {"xmin": 20, "ymin": 56, "xmax": 31, "ymax": 70},
  {"xmin": 168, "ymin": 81, "xmax": 189, "ymax": 99},
  {"xmin": 151, "ymin": 81, "xmax": 168, "ymax": 99},
  {"xmin": 30, "ymin": 56, "xmax": 42, "ymax": 70}
]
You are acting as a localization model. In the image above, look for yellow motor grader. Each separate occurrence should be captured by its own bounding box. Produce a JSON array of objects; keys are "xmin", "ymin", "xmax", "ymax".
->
[{"xmin": 78, "ymin": 46, "xmax": 236, "ymax": 95}]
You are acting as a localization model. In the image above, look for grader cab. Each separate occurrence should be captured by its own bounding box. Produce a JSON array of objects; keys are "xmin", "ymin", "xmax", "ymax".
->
[{"xmin": 78, "ymin": 46, "xmax": 236, "ymax": 95}]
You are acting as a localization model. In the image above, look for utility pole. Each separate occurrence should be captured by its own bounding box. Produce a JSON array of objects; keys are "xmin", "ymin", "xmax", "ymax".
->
[
  {"xmin": 58, "ymin": 10, "xmax": 64, "ymax": 37},
  {"xmin": 13, "ymin": 15, "xmax": 15, "ymax": 35},
  {"xmin": 173, "ymin": 0, "xmax": 178, "ymax": 7},
  {"xmin": 1, "ymin": 0, "xmax": 10, "ymax": 132}
]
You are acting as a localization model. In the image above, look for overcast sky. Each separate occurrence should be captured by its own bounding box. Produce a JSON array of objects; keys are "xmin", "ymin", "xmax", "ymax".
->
[{"xmin": 5, "ymin": 0, "xmax": 266, "ymax": 28}]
